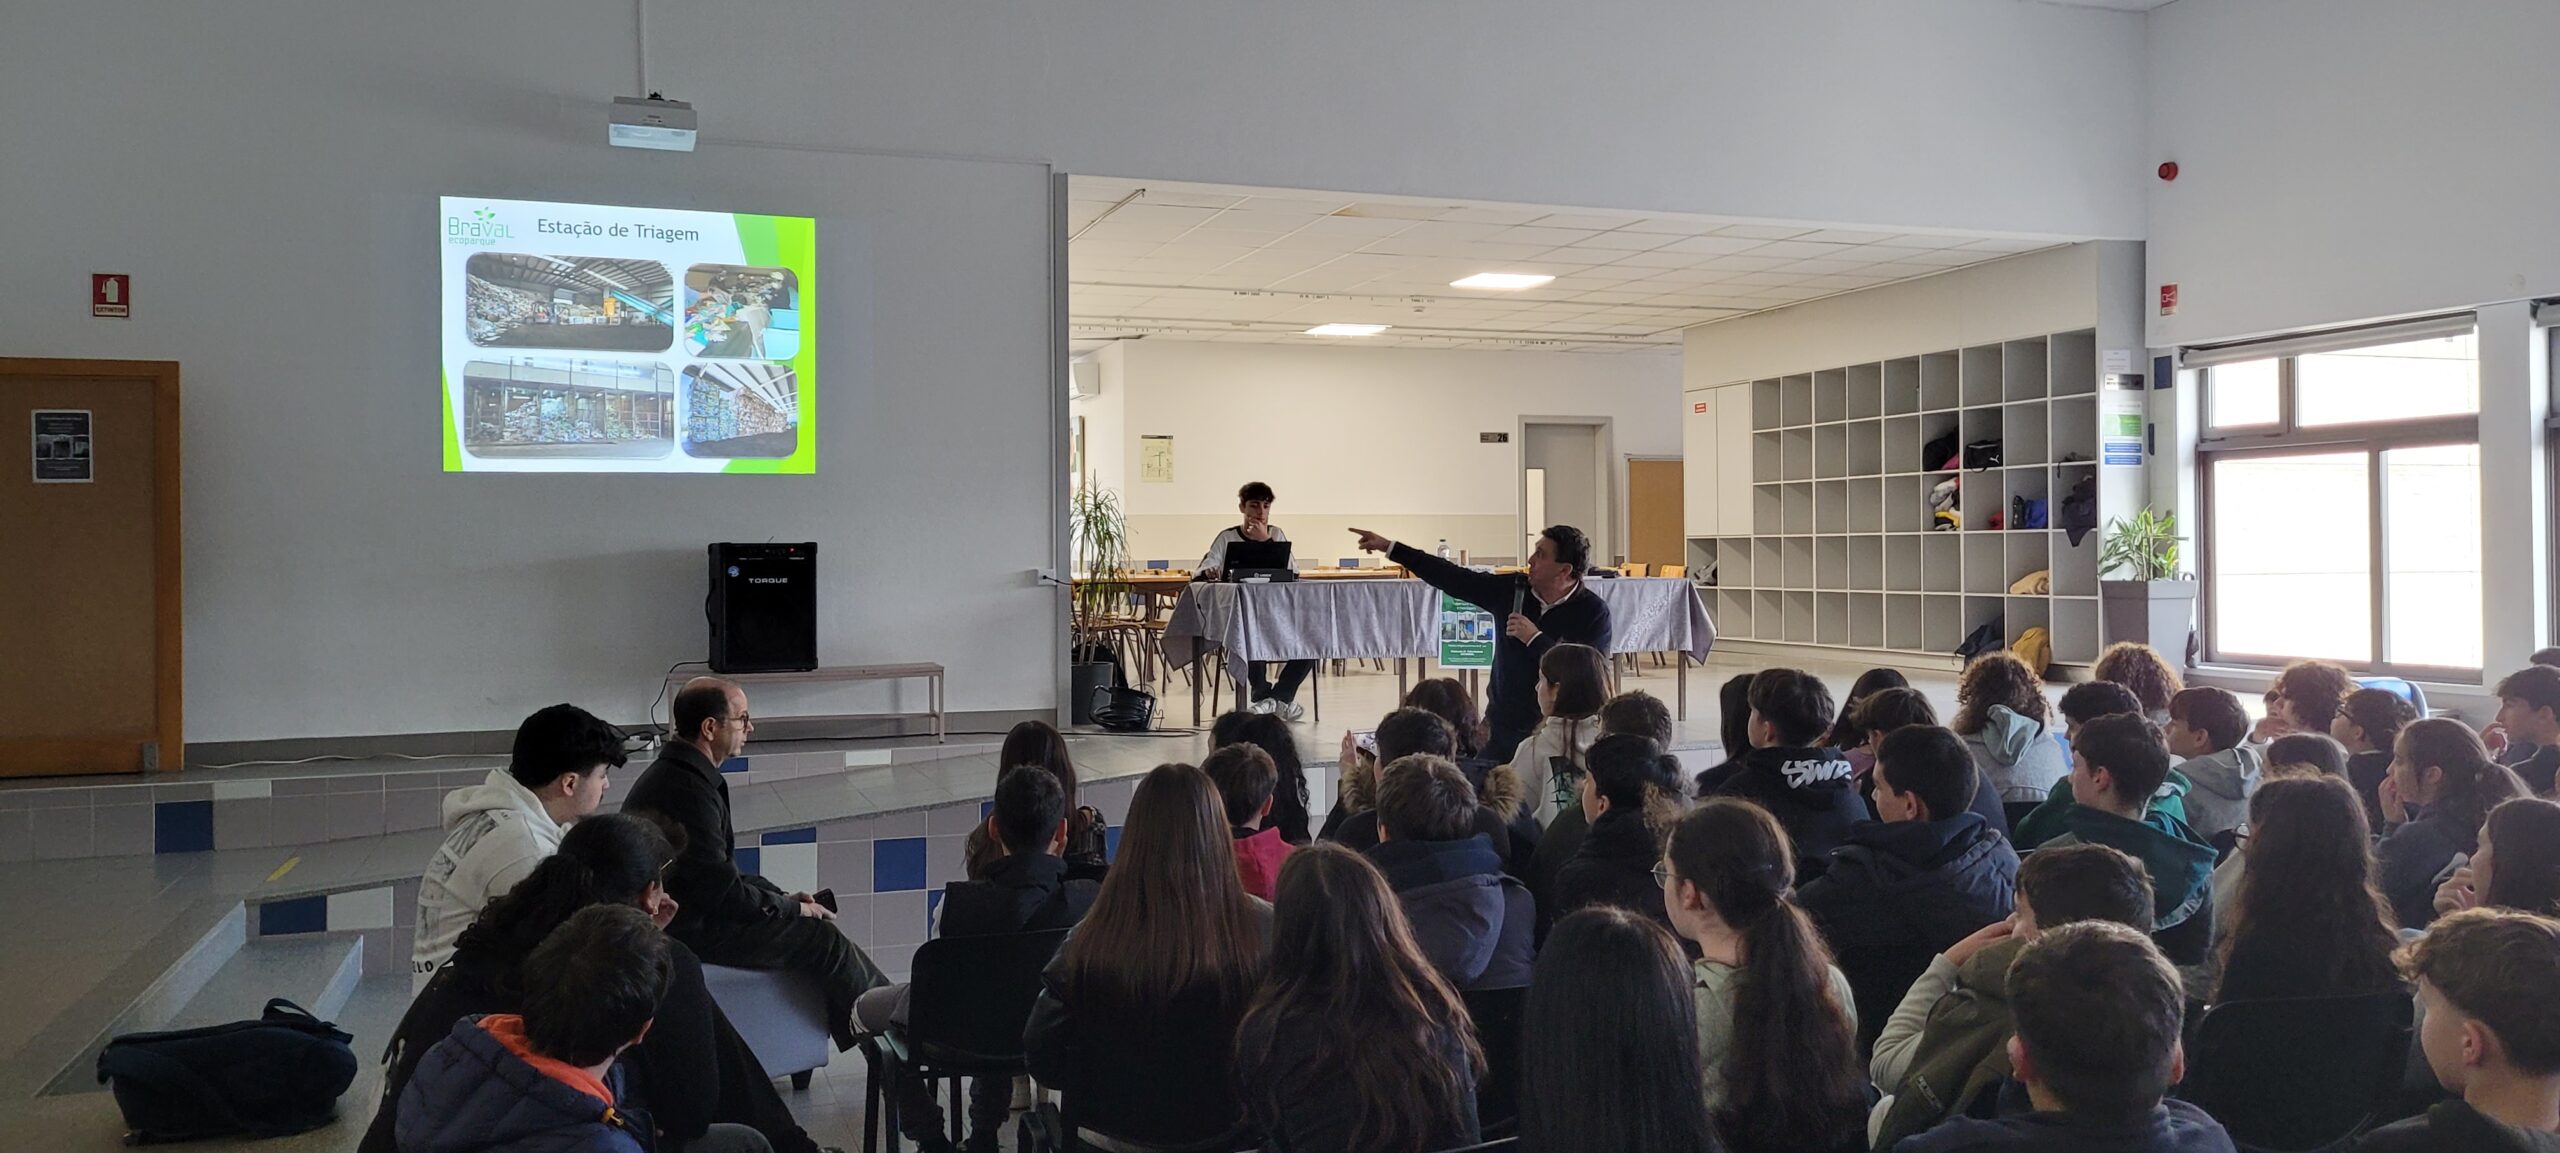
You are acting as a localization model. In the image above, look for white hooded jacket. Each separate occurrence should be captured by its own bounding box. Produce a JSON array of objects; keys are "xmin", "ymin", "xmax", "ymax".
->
[{"xmin": 409, "ymin": 769, "xmax": 564, "ymax": 991}]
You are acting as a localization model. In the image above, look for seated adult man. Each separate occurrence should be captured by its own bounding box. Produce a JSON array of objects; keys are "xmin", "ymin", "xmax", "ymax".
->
[
  {"xmin": 623, "ymin": 678, "xmax": 884, "ymax": 1049},
  {"xmin": 856, "ymin": 767, "xmax": 1098, "ymax": 1153},
  {"xmin": 1366, "ymin": 755, "xmax": 1534, "ymax": 991},
  {"xmin": 411, "ymin": 703, "xmax": 625, "ymax": 991},
  {"xmin": 1328, "ymin": 708, "xmax": 1516, "ymax": 865},
  {"xmin": 1799, "ymin": 724, "xmax": 2019, "ymax": 1051},
  {"xmin": 2043, "ymin": 713, "xmax": 2219, "ymax": 964}
]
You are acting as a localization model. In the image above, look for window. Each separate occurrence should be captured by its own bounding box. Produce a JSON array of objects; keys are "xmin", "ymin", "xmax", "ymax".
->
[{"xmin": 2195, "ymin": 319, "xmax": 2480, "ymax": 675}]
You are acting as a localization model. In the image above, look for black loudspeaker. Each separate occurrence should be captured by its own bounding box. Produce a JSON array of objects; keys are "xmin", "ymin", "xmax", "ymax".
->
[{"xmin": 707, "ymin": 543, "xmax": 817, "ymax": 673}]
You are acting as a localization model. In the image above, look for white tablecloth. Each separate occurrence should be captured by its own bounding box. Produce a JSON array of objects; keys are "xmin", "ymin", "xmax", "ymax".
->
[{"xmin": 1160, "ymin": 576, "xmax": 1716, "ymax": 686}]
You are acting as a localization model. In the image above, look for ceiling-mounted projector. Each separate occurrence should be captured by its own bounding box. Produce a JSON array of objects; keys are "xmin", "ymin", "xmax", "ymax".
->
[{"xmin": 609, "ymin": 95, "xmax": 697, "ymax": 152}]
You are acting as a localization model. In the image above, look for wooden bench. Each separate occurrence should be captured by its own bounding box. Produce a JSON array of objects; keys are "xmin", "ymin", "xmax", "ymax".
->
[{"xmin": 660, "ymin": 663, "xmax": 946, "ymax": 741}]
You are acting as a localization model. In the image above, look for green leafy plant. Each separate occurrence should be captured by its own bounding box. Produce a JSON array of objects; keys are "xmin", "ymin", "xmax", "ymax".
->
[
  {"xmin": 2101, "ymin": 506, "xmax": 2187, "ymax": 581},
  {"xmin": 1070, "ymin": 486, "xmax": 1131, "ymax": 646}
]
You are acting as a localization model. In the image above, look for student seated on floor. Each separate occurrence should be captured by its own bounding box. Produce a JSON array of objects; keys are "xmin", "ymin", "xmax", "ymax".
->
[
  {"xmin": 411, "ymin": 703, "xmax": 625, "ymax": 991},
  {"xmin": 1893, "ymin": 921, "xmax": 2236, "ymax": 1153},
  {"xmin": 2355, "ymin": 907, "xmax": 2560, "ymax": 1151},
  {"xmin": 855, "ymin": 767, "xmax": 1098, "ymax": 1153},
  {"xmin": 1869, "ymin": 843, "xmax": 2158, "ymax": 1151},
  {"xmin": 397, "ymin": 904, "xmax": 776, "ymax": 1153},
  {"xmin": 1367, "ymin": 754, "xmax": 1534, "ymax": 991},
  {"xmin": 2164, "ymin": 687, "xmax": 2263, "ymax": 843},
  {"xmin": 1798, "ymin": 724, "xmax": 2019, "ymax": 1052},
  {"xmin": 368, "ymin": 813, "xmax": 823, "ymax": 1153},
  {"xmin": 1203, "ymin": 742, "xmax": 1294, "ymax": 901},
  {"xmin": 1692, "ymin": 667, "xmax": 1866, "ymax": 883}
]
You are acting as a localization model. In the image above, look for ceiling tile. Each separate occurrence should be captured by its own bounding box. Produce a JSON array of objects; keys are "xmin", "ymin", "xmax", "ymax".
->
[
  {"xmin": 1713, "ymin": 223, "xmax": 1817, "ymax": 240},
  {"xmin": 1658, "ymin": 235, "xmax": 1768, "ymax": 256},
  {"xmin": 1431, "ymin": 206, "xmax": 1549, "ymax": 226},
  {"xmin": 1796, "ymin": 229, "xmax": 1902, "ymax": 245}
]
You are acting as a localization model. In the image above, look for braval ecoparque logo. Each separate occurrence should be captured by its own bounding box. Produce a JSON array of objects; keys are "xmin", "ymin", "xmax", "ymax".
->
[{"xmin": 445, "ymin": 206, "xmax": 513, "ymax": 246}]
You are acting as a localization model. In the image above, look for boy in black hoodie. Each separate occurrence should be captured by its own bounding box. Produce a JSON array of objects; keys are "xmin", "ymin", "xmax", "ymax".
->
[
  {"xmin": 2357, "ymin": 908, "xmax": 2560, "ymax": 1152},
  {"xmin": 1694, "ymin": 667, "xmax": 1866, "ymax": 883},
  {"xmin": 855, "ymin": 767, "xmax": 1097, "ymax": 1153}
]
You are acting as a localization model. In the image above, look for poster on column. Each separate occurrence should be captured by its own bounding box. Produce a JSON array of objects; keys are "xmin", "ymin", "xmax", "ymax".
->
[
  {"xmin": 2100, "ymin": 373, "xmax": 2145, "ymax": 466},
  {"xmin": 439, "ymin": 196, "xmax": 816, "ymax": 473},
  {"xmin": 1438, "ymin": 592, "xmax": 1496, "ymax": 669}
]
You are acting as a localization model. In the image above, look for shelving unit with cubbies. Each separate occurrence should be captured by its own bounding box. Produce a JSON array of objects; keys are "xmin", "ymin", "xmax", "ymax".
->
[{"xmin": 1696, "ymin": 328, "xmax": 2110, "ymax": 667}]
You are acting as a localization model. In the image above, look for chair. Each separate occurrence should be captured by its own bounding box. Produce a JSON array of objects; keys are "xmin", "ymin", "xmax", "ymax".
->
[
  {"xmin": 1460, "ymin": 985, "xmax": 1529, "ymax": 1139},
  {"xmin": 2357, "ymin": 676, "xmax": 2430, "ymax": 716},
  {"xmin": 864, "ymin": 929, "xmax": 1070, "ymax": 1153},
  {"xmin": 1659, "ymin": 564, "xmax": 1686, "ymax": 579},
  {"xmin": 700, "ymin": 964, "xmax": 832, "ymax": 1091},
  {"xmin": 1619, "ymin": 562, "xmax": 1649, "ymax": 577},
  {"xmin": 2174, "ymin": 989, "xmax": 2416, "ymax": 1152},
  {"xmin": 2001, "ymin": 800, "xmax": 2041, "ymax": 838},
  {"xmin": 1026, "ymin": 986, "xmax": 1257, "ymax": 1153}
]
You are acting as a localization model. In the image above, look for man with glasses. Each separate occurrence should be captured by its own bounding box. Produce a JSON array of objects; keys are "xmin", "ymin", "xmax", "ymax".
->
[{"xmin": 624, "ymin": 676, "xmax": 885, "ymax": 1050}]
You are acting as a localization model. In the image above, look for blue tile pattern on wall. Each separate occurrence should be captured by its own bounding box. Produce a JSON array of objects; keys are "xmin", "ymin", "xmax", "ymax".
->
[
  {"xmin": 763, "ymin": 826, "xmax": 816, "ymax": 845},
  {"xmin": 874, "ymin": 837, "xmax": 927, "ymax": 891},
  {"xmin": 154, "ymin": 800, "xmax": 214, "ymax": 854},
  {"xmin": 735, "ymin": 847, "xmax": 761, "ymax": 876},
  {"xmin": 259, "ymin": 895, "xmax": 328, "ymax": 936},
  {"xmin": 721, "ymin": 757, "xmax": 750, "ymax": 774}
]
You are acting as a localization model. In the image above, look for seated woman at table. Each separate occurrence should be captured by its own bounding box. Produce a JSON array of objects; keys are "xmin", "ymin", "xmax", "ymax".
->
[{"xmin": 1199, "ymin": 480, "xmax": 1315, "ymax": 722}]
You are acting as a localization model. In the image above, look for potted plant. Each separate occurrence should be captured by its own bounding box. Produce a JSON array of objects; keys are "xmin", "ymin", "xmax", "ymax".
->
[
  {"xmin": 2099, "ymin": 506, "xmax": 2198, "ymax": 663},
  {"xmin": 1069, "ymin": 486, "xmax": 1131, "ymax": 724}
]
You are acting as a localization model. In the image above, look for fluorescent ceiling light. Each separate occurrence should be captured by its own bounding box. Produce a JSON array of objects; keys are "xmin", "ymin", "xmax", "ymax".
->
[
  {"xmin": 1451, "ymin": 272, "xmax": 1555, "ymax": 290},
  {"xmin": 1305, "ymin": 323, "xmax": 1390, "ymax": 337}
]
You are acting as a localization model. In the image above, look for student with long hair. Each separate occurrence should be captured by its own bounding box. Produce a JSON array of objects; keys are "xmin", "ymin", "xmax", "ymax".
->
[
  {"xmin": 1402, "ymin": 676, "xmax": 1488, "ymax": 763},
  {"xmin": 2250, "ymin": 659, "xmax": 2357, "ymax": 744},
  {"xmin": 1026, "ymin": 763, "xmax": 1270, "ymax": 1148},
  {"xmin": 1551, "ymin": 733, "xmax": 1687, "ymax": 933},
  {"xmin": 2211, "ymin": 775, "xmax": 2402, "ymax": 1004},
  {"xmin": 1235, "ymin": 844, "xmax": 1482, "ymax": 1153},
  {"xmin": 1661, "ymin": 799, "xmax": 1866, "ymax": 1153},
  {"xmin": 1505, "ymin": 642, "xmax": 1613, "ymax": 823},
  {"xmin": 2092, "ymin": 642, "xmax": 2183, "ymax": 724},
  {"xmin": 967, "ymin": 719, "xmax": 1109, "ymax": 876},
  {"xmin": 1518, "ymin": 908, "xmax": 1724, "ymax": 1153},
  {"xmin": 2378, "ymin": 719, "xmax": 2529, "ymax": 929},
  {"xmin": 365, "ymin": 814, "xmax": 824, "ymax": 1153},
  {"xmin": 1825, "ymin": 667, "xmax": 1911, "ymax": 779},
  {"xmin": 1952, "ymin": 653, "xmax": 2069, "ymax": 802},
  {"xmin": 1527, "ymin": 691, "xmax": 1673, "ymax": 925},
  {"xmin": 1706, "ymin": 673, "xmax": 1756, "ymax": 778},
  {"xmin": 2435, "ymin": 796, "xmax": 2560, "ymax": 918},
  {"xmin": 1215, "ymin": 709, "xmax": 1313, "ymax": 845}
]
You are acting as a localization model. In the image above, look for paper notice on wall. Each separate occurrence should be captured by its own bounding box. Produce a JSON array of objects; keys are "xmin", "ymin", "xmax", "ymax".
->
[
  {"xmin": 1139, "ymin": 435, "xmax": 1174, "ymax": 483},
  {"xmin": 2100, "ymin": 374, "xmax": 2145, "ymax": 466},
  {"xmin": 2103, "ymin": 349, "xmax": 2134, "ymax": 374},
  {"xmin": 1437, "ymin": 592, "xmax": 1496, "ymax": 669},
  {"xmin": 32, "ymin": 410, "xmax": 93, "ymax": 483}
]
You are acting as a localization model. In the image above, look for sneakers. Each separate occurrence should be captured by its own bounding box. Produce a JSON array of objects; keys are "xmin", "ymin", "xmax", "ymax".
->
[
  {"xmin": 1248, "ymin": 697, "xmax": 1278, "ymax": 715},
  {"xmin": 1273, "ymin": 698, "xmax": 1306, "ymax": 722}
]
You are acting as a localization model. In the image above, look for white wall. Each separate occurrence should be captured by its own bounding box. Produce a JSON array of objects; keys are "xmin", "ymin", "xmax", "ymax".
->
[
  {"xmin": 0, "ymin": 2, "xmax": 1056, "ymax": 743},
  {"xmin": 1098, "ymin": 342, "xmax": 1681, "ymax": 566},
  {"xmin": 2146, "ymin": 0, "xmax": 2560, "ymax": 346},
  {"xmin": 645, "ymin": 0, "xmax": 2147, "ymax": 239}
]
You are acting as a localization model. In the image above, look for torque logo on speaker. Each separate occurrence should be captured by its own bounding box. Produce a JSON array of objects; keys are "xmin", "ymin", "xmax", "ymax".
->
[{"xmin": 445, "ymin": 207, "xmax": 514, "ymax": 246}]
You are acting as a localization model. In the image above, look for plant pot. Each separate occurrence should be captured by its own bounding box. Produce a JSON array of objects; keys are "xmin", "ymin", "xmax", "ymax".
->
[
  {"xmin": 1070, "ymin": 660, "xmax": 1116, "ymax": 725},
  {"xmin": 2102, "ymin": 580, "xmax": 2199, "ymax": 662}
]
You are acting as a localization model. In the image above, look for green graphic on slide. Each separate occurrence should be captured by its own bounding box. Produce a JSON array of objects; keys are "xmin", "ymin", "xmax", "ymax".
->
[
  {"xmin": 723, "ymin": 212, "xmax": 816, "ymax": 475},
  {"xmin": 441, "ymin": 368, "xmax": 461, "ymax": 471}
]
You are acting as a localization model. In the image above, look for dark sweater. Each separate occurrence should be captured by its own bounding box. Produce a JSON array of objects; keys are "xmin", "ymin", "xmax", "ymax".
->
[
  {"xmin": 1694, "ymin": 744, "xmax": 1868, "ymax": 882},
  {"xmin": 1895, "ymin": 1100, "xmax": 2237, "ymax": 1153},
  {"xmin": 1551, "ymin": 807, "xmax": 1671, "ymax": 935},
  {"xmin": 2378, "ymin": 810, "xmax": 2479, "ymax": 930},
  {"xmin": 621, "ymin": 742, "xmax": 796, "ymax": 933},
  {"xmin": 1240, "ymin": 1010, "xmax": 1481, "ymax": 1153},
  {"xmin": 938, "ymin": 851, "xmax": 1097, "ymax": 938},
  {"xmin": 2356, "ymin": 1100, "xmax": 2560, "ymax": 1153},
  {"xmin": 1386, "ymin": 543, "xmax": 1613, "ymax": 756}
]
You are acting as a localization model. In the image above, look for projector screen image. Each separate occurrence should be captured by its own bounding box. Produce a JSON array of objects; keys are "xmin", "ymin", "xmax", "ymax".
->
[{"xmin": 441, "ymin": 196, "xmax": 815, "ymax": 473}]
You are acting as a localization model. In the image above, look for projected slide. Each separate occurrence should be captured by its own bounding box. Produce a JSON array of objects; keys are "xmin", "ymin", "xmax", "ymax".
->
[{"xmin": 440, "ymin": 197, "xmax": 815, "ymax": 473}]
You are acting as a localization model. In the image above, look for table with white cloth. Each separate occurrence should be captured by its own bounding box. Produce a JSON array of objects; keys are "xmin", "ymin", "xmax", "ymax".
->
[{"xmin": 1158, "ymin": 576, "xmax": 1717, "ymax": 724}]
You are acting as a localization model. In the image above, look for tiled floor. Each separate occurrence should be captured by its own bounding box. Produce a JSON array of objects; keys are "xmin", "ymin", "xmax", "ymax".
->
[{"xmin": 0, "ymin": 654, "xmax": 1968, "ymax": 1150}]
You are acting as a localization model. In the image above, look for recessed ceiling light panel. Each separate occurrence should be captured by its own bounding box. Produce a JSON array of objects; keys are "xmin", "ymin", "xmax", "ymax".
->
[
  {"xmin": 1305, "ymin": 323, "xmax": 1390, "ymax": 336},
  {"xmin": 1451, "ymin": 272, "xmax": 1556, "ymax": 290}
]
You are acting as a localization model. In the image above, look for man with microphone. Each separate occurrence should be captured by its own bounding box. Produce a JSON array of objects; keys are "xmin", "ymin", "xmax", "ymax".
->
[{"xmin": 1350, "ymin": 525, "xmax": 1614, "ymax": 762}]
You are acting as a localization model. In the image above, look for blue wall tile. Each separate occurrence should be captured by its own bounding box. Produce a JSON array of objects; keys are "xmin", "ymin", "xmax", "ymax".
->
[
  {"xmin": 735, "ymin": 846, "xmax": 761, "ymax": 876},
  {"xmin": 259, "ymin": 895, "xmax": 328, "ymax": 936},
  {"xmin": 874, "ymin": 837, "xmax": 927, "ymax": 891},
  {"xmin": 980, "ymin": 800, "xmax": 994, "ymax": 819},
  {"xmin": 720, "ymin": 756, "xmax": 750, "ymax": 774},
  {"xmin": 763, "ymin": 826, "xmax": 817, "ymax": 845},
  {"xmin": 154, "ymin": 800, "xmax": 214, "ymax": 854}
]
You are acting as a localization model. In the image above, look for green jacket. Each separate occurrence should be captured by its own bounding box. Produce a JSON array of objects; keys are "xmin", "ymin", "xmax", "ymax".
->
[
  {"xmin": 2010, "ymin": 770, "xmax": 2191, "ymax": 850},
  {"xmin": 2043, "ymin": 804, "xmax": 2218, "ymax": 931},
  {"xmin": 1873, "ymin": 935, "xmax": 2024, "ymax": 1152}
]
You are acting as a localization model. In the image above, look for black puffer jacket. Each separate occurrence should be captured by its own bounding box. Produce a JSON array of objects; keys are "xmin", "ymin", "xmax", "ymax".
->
[
  {"xmin": 1798, "ymin": 813, "xmax": 2018, "ymax": 1050},
  {"xmin": 1367, "ymin": 833, "xmax": 1534, "ymax": 990},
  {"xmin": 1550, "ymin": 807, "xmax": 1672, "ymax": 935}
]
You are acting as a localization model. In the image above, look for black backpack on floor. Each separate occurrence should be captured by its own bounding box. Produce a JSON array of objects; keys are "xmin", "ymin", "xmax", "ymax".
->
[{"xmin": 97, "ymin": 997, "xmax": 358, "ymax": 1144}]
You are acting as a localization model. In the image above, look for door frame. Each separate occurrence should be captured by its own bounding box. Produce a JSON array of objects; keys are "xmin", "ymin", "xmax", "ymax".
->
[
  {"xmin": 1516, "ymin": 415, "xmax": 1617, "ymax": 565},
  {"xmin": 1623, "ymin": 452, "xmax": 1683, "ymax": 568},
  {"xmin": 1, "ymin": 357, "xmax": 182, "ymax": 774}
]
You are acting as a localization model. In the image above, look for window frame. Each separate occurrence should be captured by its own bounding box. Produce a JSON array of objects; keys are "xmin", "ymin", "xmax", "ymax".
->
[{"xmin": 2193, "ymin": 320, "xmax": 2481, "ymax": 679}]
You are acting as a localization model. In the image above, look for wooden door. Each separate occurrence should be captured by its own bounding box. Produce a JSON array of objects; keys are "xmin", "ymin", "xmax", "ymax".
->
[
  {"xmin": 0, "ymin": 360, "xmax": 182, "ymax": 776},
  {"xmin": 1626, "ymin": 457, "xmax": 1684, "ymax": 569}
]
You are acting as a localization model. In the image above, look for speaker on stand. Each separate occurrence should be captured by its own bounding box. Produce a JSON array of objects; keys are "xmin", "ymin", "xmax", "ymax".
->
[{"xmin": 707, "ymin": 542, "xmax": 818, "ymax": 673}]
